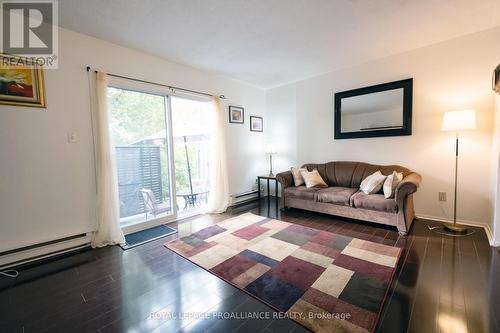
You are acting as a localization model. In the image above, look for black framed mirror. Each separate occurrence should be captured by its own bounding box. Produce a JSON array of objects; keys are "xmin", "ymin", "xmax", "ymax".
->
[{"xmin": 334, "ymin": 78, "xmax": 413, "ymax": 139}]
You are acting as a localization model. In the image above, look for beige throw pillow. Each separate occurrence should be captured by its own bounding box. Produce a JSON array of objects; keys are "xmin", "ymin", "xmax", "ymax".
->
[
  {"xmin": 360, "ymin": 171, "xmax": 381, "ymax": 189},
  {"xmin": 300, "ymin": 169, "xmax": 328, "ymax": 188},
  {"xmin": 291, "ymin": 167, "xmax": 307, "ymax": 186},
  {"xmin": 360, "ymin": 171, "xmax": 387, "ymax": 194},
  {"xmin": 383, "ymin": 171, "xmax": 404, "ymax": 199}
]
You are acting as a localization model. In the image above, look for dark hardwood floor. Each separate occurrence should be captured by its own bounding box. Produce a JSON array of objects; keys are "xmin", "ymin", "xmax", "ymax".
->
[{"xmin": 1, "ymin": 197, "xmax": 499, "ymax": 333}]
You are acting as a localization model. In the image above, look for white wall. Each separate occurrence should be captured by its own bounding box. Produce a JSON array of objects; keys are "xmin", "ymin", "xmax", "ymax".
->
[
  {"xmin": 265, "ymin": 85, "xmax": 298, "ymax": 196},
  {"xmin": 266, "ymin": 84, "xmax": 298, "ymax": 173},
  {"xmin": 0, "ymin": 28, "xmax": 266, "ymax": 253},
  {"xmin": 267, "ymin": 27, "xmax": 500, "ymax": 234}
]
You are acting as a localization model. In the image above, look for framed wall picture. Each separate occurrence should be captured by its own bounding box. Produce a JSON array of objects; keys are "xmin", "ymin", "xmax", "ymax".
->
[
  {"xmin": 250, "ymin": 116, "xmax": 263, "ymax": 132},
  {"xmin": 229, "ymin": 105, "xmax": 244, "ymax": 123},
  {"xmin": 0, "ymin": 54, "xmax": 46, "ymax": 108}
]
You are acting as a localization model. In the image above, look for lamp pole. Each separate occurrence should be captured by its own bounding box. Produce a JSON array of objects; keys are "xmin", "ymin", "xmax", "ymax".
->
[
  {"xmin": 454, "ymin": 133, "xmax": 458, "ymax": 225},
  {"xmin": 444, "ymin": 132, "xmax": 467, "ymax": 233}
]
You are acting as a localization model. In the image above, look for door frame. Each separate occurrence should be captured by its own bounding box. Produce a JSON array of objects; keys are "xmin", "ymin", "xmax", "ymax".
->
[{"xmin": 107, "ymin": 77, "xmax": 212, "ymax": 235}]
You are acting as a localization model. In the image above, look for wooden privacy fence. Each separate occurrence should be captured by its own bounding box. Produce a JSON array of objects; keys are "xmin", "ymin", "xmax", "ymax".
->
[{"xmin": 115, "ymin": 146, "xmax": 163, "ymax": 218}]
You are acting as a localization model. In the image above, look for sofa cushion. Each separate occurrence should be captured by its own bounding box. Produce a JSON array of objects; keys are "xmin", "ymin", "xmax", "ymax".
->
[
  {"xmin": 315, "ymin": 187, "xmax": 358, "ymax": 206},
  {"xmin": 284, "ymin": 186, "xmax": 320, "ymax": 200},
  {"xmin": 351, "ymin": 191, "xmax": 398, "ymax": 213}
]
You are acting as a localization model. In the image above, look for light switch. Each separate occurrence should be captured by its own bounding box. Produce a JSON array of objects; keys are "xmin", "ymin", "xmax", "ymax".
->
[{"xmin": 67, "ymin": 131, "xmax": 77, "ymax": 143}]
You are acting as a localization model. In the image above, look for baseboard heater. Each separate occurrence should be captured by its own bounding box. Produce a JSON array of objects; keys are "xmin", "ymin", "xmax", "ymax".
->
[
  {"xmin": 0, "ymin": 233, "xmax": 91, "ymax": 270},
  {"xmin": 230, "ymin": 190, "xmax": 259, "ymax": 207},
  {"xmin": 233, "ymin": 190, "xmax": 259, "ymax": 199}
]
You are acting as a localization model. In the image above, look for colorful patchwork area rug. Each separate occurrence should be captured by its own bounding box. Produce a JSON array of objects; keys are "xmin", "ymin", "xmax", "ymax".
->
[{"xmin": 165, "ymin": 213, "xmax": 401, "ymax": 333}]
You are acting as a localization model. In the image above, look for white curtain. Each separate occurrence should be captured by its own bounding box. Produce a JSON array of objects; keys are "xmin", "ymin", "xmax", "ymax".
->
[
  {"xmin": 205, "ymin": 96, "xmax": 230, "ymax": 213},
  {"xmin": 91, "ymin": 72, "xmax": 125, "ymax": 247}
]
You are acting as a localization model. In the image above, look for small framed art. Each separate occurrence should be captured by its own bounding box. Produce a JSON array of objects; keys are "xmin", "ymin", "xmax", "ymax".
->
[
  {"xmin": 250, "ymin": 116, "xmax": 263, "ymax": 132},
  {"xmin": 229, "ymin": 105, "xmax": 244, "ymax": 123}
]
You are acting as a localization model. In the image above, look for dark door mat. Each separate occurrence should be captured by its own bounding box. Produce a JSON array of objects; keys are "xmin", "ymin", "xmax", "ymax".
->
[{"xmin": 121, "ymin": 225, "xmax": 177, "ymax": 250}]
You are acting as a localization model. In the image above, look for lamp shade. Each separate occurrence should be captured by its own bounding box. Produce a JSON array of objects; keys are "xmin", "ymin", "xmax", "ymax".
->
[
  {"xmin": 442, "ymin": 110, "xmax": 476, "ymax": 131},
  {"xmin": 265, "ymin": 144, "xmax": 277, "ymax": 154}
]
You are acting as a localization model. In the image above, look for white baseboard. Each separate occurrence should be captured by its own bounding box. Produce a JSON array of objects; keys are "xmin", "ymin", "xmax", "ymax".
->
[{"xmin": 416, "ymin": 214, "xmax": 494, "ymax": 246}]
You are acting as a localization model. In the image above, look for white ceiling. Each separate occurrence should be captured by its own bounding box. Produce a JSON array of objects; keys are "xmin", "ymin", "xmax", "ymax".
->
[{"xmin": 59, "ymin": 0, "xmax": 500, "ymax": 88}]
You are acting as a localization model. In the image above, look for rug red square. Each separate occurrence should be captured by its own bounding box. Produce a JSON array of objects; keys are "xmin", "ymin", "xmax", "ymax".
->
[
  {"xmin": 231, "ymin": 224, "xmax": 269, "ymax": 240},
  {"xmin": 268, "ymin": 256, "xmax": 325, "ymax": 290}
]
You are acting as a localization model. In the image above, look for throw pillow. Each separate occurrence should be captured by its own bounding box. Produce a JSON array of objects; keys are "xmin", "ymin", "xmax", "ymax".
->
[
  {"xmin": 300, "ymin": 169, "xmax": 328, "ymax": 188},
  {"xmin": 291, "ymin": 167, "xmax": 307, "ymax": 186},
  {"xmin": 383, "ymin": 171, "xmax": 404, "ymax": 199},
  {"xmin": 360, "ymin": 171, "xmax": 387, "ymax": 194},
  {"xmin": 360, "ymin": 171, "xmax": 381, "ymax": 190}
]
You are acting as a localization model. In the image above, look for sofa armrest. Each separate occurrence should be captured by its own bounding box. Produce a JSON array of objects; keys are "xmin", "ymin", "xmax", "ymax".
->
[
  {"xmin": 276, "ymin": 171, "xmax": 294, "ymax": 188},
  {"xmin": 276, "ymin": 171, "xmax": 293, "ymax": 210},
  {"xmin": 395, "ymin": 172, "xmax": 422, "ymax": 202},
  {"xmin": 395, "ymin": 172, "xmax": 421, "ymax": 235}
]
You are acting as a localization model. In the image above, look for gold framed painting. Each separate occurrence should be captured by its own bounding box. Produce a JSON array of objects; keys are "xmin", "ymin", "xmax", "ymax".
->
[{"xmin": 0, "ymin": 53, "xmax": 46, "ymax": 108}]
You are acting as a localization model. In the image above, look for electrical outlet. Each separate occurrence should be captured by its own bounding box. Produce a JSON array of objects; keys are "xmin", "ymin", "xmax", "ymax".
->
[
  {"xmin": 67, "ymin": 131, "xmax": 77, "ymax": 143},
  {"xmin": 438, "ymin": 191, "xmax": 447, "ymax": 202}
]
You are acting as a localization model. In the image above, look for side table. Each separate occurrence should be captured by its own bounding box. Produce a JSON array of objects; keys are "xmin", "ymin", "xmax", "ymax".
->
[{"xmin": 257, "ymin": 175, "xmax": 279, "ymax": 212}]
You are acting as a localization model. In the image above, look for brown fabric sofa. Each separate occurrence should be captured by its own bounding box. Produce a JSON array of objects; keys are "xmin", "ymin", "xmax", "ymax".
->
[{"xmin": 276, "ymin": 161, "xmax": 422, "ymax": 235}]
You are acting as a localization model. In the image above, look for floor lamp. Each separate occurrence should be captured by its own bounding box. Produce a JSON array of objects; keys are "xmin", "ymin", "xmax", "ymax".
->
[{"xmin": 441, "ymin": 110, "xmax": 476, "ymax": 234}]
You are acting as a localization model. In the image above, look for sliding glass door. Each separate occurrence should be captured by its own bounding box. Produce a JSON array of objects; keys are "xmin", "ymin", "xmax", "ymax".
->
[
  {"xmin": 106, "ymin": 83, "xmax": 213, "ymax": 229},
  {"xmin": 107, "ymin": 87, "xmax": 175, "ymax": 227}
]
